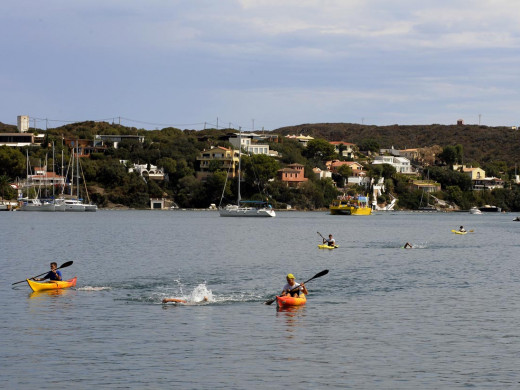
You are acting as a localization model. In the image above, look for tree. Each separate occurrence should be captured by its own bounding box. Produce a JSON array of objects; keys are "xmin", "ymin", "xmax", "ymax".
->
[
  {"xmin": 303, "ymin": 139, "xmax": 336, "ymax": 161},
  {"xmin": 0, "ymin": 175, "xmax": 13, "ymax": 200},
  {"xmin": 241, "ymin": 154, "xmax": 280, "ymax": 189},
  {"xmin": 439, "ymin": 145, "xmax": 463, "ymax": 166},
  {"xmin": 358, "ymin": 139, "xmax": 380, "ymax": 153},
  {"xmin": 336, "ymin": 164, "xmax": 352, "ymax": 187},
  {"xmin": 0, "ymin": 146, "xmax": 25, "ymax": 178}
]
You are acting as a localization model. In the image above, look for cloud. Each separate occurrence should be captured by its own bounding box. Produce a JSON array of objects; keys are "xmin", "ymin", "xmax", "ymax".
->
[{"xmin": 1, "ymin": 1, "xmax": 519, "ymax": 128}]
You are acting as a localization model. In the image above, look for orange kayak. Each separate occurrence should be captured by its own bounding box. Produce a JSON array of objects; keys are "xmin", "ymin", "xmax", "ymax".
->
[
  {"xmin": 26, "ymin": 277, "xmax": 77, "ymax": 292},
  {"xmin": 276, "ymin": 293, "xmax": 307, "ymax": 308}
]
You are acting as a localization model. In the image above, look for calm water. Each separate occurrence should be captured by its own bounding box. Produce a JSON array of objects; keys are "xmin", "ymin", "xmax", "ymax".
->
[{"xmin": 1, "ymin": 210, "xmax": 519, "ymax": 389}]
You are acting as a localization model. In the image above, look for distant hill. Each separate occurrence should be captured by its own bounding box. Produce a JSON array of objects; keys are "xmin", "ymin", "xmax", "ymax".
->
[
  {"xmin": 2, "ymin": 120, "xmax": 519, "ymax": 166},
  {"xmin": 272, "ymin": 123, "xmax": 520, "ymax": 165}
]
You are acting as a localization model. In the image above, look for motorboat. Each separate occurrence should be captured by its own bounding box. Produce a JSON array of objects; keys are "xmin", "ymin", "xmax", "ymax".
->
[{"xmin": 469, "ymin": 207, "xmax": 482, "ymax": 215}]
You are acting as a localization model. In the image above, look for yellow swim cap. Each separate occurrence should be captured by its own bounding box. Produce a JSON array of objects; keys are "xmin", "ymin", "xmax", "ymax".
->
[{"xmin": 287, "ymin": 273, "xmax": 295, "ymax": 279}]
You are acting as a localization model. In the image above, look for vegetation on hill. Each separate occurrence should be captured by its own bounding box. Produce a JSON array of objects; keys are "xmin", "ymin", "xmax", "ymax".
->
[{"xmin": 1, "ymin": 121, "xmax": 520, "ymax": 211}]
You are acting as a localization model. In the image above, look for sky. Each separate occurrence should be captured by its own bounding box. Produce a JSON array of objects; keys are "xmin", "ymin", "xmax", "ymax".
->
[{"xmin": 1, "ymin": 0, "xmax": 520, "ymax": 131}]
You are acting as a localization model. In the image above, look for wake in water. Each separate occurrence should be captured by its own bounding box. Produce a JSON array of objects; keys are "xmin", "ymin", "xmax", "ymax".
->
[
  {"xmin": 161, "ymin": 283, "xmax": 213, "ymax": 305},
  {"xmin": 77, "ymin": 286, "xmax": 111, "ymax": 291}
]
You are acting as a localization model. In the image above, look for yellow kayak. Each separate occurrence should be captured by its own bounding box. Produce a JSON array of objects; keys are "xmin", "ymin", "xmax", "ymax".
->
[
  {"xmin": 318, "ymin": 244, "xmax": 338, "ymax": 249},
  {"xmin": 276, "ymin": 293, "xmax": 307, "ymax": 307},
  {"xmin": 451, "ymin": 230, "xmax": 467, "ymax": 235},
  {"xmin": 26, "ymin": 277, "xmax": 77, "ymax": 292}
]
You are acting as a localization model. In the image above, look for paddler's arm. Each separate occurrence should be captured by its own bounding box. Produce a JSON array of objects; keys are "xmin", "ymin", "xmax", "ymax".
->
[{"xmin": 300, "ymin": 283, "xmax": 308, "ymax": 295}]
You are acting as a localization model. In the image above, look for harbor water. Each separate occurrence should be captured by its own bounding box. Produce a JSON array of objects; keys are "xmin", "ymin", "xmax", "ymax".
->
[{"xmin": 1, "ymin": 210, "xmax": 520, "ymax": 389}]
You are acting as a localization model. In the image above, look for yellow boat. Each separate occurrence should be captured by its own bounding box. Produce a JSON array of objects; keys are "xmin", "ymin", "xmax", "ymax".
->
[
  {"xmin": 318, "ymin": 244, "xmax": 339, "ymax": 249},
  {"xmin": 26, "ymin": 277, "xmax": 77, "ymax": 292},
  {"xmin": 330, "ymin": 195, "xmax": 372, "ymax": 215}
]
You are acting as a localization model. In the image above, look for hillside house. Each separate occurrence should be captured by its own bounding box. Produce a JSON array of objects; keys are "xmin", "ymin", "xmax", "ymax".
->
[
  {"xmin": 196, "ymin": 146, "xmax": 239, "ymax": 181},
  {"xmin": 373, "ymin": 156, "xmax": 414, "ymax": 174},
  {"xmin": 411, "ymin": 180, "xmax": 441, "ymax": 193},
  {"xmin": 312, "ymin": 167, "xmax": 333, "ymax": 180},
  {"xmin": 277, "ymin": 163, "xmax": 308, "ymax": 187},
  {"xmin": 329, "ymin": 141, "xmax": 356, "ymax": 159},
  {"xmin": 228, "ymin": 133, "xmax": 274, "ymax": 156},
  {"xmin": 284, "ymin": 134, "xmax": 314, "ymax": 147}
]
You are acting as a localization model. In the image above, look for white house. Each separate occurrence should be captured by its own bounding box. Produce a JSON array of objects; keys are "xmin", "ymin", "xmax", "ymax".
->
[
  {"xmin": 228, "ymin": 133, "xmax": 272, "ymax": 156},
  {"xmin": 372, "ymin": 155, "xmax": 413, "ymax": 174},
  {"xmin": 312, "ymin": 167, "xmax": 332, "ymax": 180}
]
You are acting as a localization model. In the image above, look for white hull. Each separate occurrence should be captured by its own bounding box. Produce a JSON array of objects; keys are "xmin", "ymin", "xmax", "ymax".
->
[
  {"xmin": 84, "ymin": 204, "xmax": 98, "ymax": 212},
  {"xmin": 19, "ymin": 204, "xmax": 56, "ymax": 211},
  {"xmin": 469, "ymin": 207, "xmax": 482, "ymax": 215},
  {"xmin": 219, "ymin": 205, "xmax": 276, "ymax": 217},
  {"xmin": 19, "ymin": 199, "xmax": 56, "ymax": 212}
]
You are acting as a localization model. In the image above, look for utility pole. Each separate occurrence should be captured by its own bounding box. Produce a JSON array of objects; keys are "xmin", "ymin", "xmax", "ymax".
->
[
  {"xmin": 478, "ymin": 114, "xmax": 481, "ymax": 126},
  {"xmin": 216, "ymin": 117, "xmax": 219, "ymax": 129}
]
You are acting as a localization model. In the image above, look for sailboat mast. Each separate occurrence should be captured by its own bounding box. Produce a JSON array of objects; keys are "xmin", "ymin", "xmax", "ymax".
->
[
  {"xmin": 76, "ymin": 141, "xmax": 80, "ymax": 199},
  {"xmin": 237, "ymin": 128, "xmax": 241, "ymax": 204},
  {"xmin": 71, "ymin": 148, "xmax": 74, "ymax": 196},
  {"xmin": 52, "ymin": 142, "xmax": 55, "ymax": 199}
]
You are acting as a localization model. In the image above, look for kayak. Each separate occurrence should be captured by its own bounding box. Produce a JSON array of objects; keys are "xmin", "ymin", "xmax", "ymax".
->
[
  {"xmin": 318, "ymin": 244, "xmax": 339, "ymax": 249},
  {"xmin": 26, "ymin": 277, "xmax": 77, "ymax": 292},
  {"xmin": 451, "ymin": 230, "xmax": 467, "ymax": 235},
  {"xmin": 276, "ymin": 293, "xmax": 307, "ymax": 308}
]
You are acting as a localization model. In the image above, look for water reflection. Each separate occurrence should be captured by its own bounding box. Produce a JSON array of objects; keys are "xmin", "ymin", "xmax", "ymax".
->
[{"xmin": 28, "ymin": 288, "xmax": 71, "ymax": 299}]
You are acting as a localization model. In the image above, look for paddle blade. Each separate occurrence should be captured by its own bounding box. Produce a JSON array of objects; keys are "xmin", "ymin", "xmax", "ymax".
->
[
  {"xmin": 306, "ymin": 269, "xmax": 329, "ymax": 282},
  {"xmin": 264, "ymin": 297, "xmax": 276, "ymax": 305},
  {"xmin": 59, "ymin": 260, "xmax": 74, "ymax": 269}
]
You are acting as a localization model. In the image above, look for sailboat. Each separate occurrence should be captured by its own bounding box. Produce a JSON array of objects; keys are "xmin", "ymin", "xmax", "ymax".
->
[
  {"xmin": 55, "ymin": 141, "xmax": 97, "ymax": 212},
  {"xmin": 219, "ymin": 130, "xmax": 275, "ymax": 218},
  {"xmin": 18, "ymin": 150, "xmax": 55, "ymax": 211}
]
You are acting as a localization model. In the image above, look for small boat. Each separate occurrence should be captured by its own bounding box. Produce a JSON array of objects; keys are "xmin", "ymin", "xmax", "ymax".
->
[
  {"xmin": 469, "ymin": 207, "xmax": 482, "ymax": 215},
  {"xmin": 330, "ymin": 194, "xmax": 372, "ymax": 215},
  {"xmin": 451, "ymin": 229, "xmax": 467, "ymax": 235},
  {"xmin": 276, "ymin": 293, "xmax": 307, "ymax": 308},
  {"xmin": 513, "ymin": 217, "xmax": 520, "ymax": 221},
  {"xmin": 26, "ymin": 277, "xmax": 77, "ymax": 292},
  {"xmin": 318, "ymin": 244, "xmax": 338, "ymax": 249}
]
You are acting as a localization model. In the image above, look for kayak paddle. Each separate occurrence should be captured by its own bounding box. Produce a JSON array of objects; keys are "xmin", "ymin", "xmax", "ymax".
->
[
  {"xmin": 317, "ymin": 231, "xmax": 326, "ymax": 241},
  {"xmin": 264, "ymin": 269, "xmax": 329, "ymax": 305},
  {"xmin": 11, "ymin": 261, "xmax": 74, "ymax": 285}
]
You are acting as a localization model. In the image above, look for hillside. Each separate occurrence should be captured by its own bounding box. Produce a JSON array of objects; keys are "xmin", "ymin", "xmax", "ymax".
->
[{"xmin": 272, "ymin": 123, "xmax": 520, "ymax": 165}]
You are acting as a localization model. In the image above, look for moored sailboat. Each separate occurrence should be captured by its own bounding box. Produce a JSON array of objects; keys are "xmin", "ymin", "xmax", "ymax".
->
[{"xmin": 219, "ymin": 130, "xmax": 275, "ymax": 218}]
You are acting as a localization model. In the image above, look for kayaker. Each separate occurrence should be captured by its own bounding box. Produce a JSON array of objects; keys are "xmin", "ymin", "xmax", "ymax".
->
[
  {"xmin": 404, "ymin": 242, "xmax": 413, "ymax": 249},
  {"xmin": 459, "ymin": 225, "xmax": 466, "ymax": 233},
  {"xmin": 33, "ymin": 262, "xmax": 62, "ymax": 281},
  {"xmin": 281, "ymin": 273, "xmax": 308, "ymax": 297},
  {"xmin": 323, "ymin": 234, "xmax": 336, "ymax": 247}
]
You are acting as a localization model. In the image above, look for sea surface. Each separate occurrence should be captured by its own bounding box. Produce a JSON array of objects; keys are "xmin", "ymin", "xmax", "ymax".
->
[{"xmin": 1, "ymin": 210, "xmax": 519, "ymax": 389}]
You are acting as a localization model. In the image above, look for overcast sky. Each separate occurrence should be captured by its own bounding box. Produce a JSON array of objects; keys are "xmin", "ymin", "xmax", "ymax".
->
[{"xmin": 1, "ymin": 1, "xmax": 519, "ymax": 130}]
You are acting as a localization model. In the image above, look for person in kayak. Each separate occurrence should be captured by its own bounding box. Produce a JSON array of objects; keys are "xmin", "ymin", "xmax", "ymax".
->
[
  {"xmin": 281, "ymin": 273, "xmax": 308, "ymax": 297},
  {"xmin": 459, "ymin": 226, "xmax": 466, "ymax": 233},
  {"xmin": 33, "ymin": 262, "xmax": 62, "ymax": 281},
  {"xmin": 404, "ymin": 242, "xmax": 413, "ymax": 249},
  {"xmin": 323, "ymin": 234, "xmax": 336, "ymax": 247}
]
